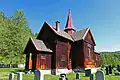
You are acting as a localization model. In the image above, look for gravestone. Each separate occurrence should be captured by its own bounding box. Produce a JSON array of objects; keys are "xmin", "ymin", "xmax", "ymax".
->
[
  {"xmin": 90, "ymin": 74, "xmax": 94, "ymax": 80},
  {"xmin": 59, "ymin": 73, "xmax": 68, "ymax": 80},
  {"xmin": 85, "ymin": 69, "xmax": 91, "ymax": 76},
  {"xmin": 34, "ymin": 70, "xmax": 44, "ymax": 80},
  {"xmin": 96, "ymin": 70, "xmax": 105, "ymax": 80},
  {"xmin": 17, "ymin": 72, "xmax": 22, "ymax": 80},
  {"xmin": 114, "ymin": 70, "xmax": 120, "ymax": 76},
  {"xmin": 105, "ymin": 66, "xmax": 109, "ymax": 75},
  {"xmin": 109, "ymin": 65, "xmax": 112, "ymax": 74},
  {"xmin": 9, "ymin": 73, "xmax": 14, "ymax": 80},
  {"xmin": 76, "ymin": 72, "xmax": 80, "ymax": 80},
  {"xmin": 117, "ymin": 65, "xmax": 120, "ymax": 72}
]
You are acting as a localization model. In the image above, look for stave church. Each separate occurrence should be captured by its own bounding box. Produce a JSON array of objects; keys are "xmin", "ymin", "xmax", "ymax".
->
[{"xmin": 24, "ymin": 10, "xmax": 101, "ymax": 75}]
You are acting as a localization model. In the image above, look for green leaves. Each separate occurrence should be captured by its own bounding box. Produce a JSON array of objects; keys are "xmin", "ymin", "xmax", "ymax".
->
[
  {"xmin": 0, "ymin": 10, "xmax": 34, "ymax": 64},
  {"xmin": 101, "ymin": 52, "xmax": 120, "ymax": 66}
]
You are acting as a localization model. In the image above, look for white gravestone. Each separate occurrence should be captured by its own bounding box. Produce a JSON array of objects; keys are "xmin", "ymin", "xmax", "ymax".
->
[
  {"xmin": 17, "ymin": 72, "xmax": 22, "ymax": 80},
  {"xmin": 34, "ymin": 70, "xmax": 44, "ymax": 80},
  {"xmin": 96, "ymin": 70, "xmax": 105, "ymax": 80},
  {"xmin": 9, "ymin": 73, "xmax": 14, "ymax": 80}
]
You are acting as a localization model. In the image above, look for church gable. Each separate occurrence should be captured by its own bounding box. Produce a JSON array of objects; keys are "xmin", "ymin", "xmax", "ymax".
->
[{"xmin": 84, "ymin": 28, "xmax": 96, "ymax": 45}]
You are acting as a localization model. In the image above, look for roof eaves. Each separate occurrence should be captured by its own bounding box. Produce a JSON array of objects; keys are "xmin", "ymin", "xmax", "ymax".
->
[{"xmin": 31, "ymin": 38, "xmax": 53, "ymax": 52}]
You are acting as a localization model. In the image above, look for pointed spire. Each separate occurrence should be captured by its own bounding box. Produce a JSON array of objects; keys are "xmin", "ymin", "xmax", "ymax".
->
[
  {"xmin": 65, "ymin": 9, "xmax": 75, "ymax": 30},
  {"xmin": 64, "ymin": 9, "xmax": 75, "ymax": 35}
]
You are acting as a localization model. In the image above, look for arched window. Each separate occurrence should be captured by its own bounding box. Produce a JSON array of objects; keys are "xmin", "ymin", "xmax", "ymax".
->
[{"xmin": 88, "ymin": 47, "xmax": 91, "ymax": 57}]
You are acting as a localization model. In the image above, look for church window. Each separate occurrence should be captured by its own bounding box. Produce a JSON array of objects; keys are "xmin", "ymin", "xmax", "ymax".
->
[{"xmin": 41, "ymin": 55, "xmax": 46, "ymax": 59}]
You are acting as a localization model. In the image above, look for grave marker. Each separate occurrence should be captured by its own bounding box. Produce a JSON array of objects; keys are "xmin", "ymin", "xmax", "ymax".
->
[
  {"xmin": 76, "ymin": 72, "xmax": 80, "ymax": 80},
  {"xmin": 105, "ymin": 66, "xmax": 109, "ymax": 75},
  {"xmin": 96, "ymin": 70, "xmax": 105, "ymax": 80},
  {"xmin": 17, "ymin": 72, "xmax": 22, "ymax": 80},
  {"xmin": 9, "ymin": 73, "xmax": 14, "ymax": 80},
  {"xmin": 90, "ymin": 74, "xmax": 94, "ymax": 80},
  {"xmin": 85, "ymin": 69, "xmax": 91, "ymax": 76},
  {"xmin": 34, "ymin": 70, "xmax": 44, "ymax": 80},
  {"xmin": 59, "ymin": 73, "xmax": 68, "ymax": 80},
  {"xmin": 109, "ymin": 65, "xmax": 112, "ymax": 74},
  {"xmin": 117, "ymin": 65, "xmax": 120, "ymax": 72}
]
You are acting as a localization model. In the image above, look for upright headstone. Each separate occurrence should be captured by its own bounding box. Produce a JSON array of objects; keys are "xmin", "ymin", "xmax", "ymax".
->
[
  {"xmin": 109, "ymin": 65, "xmax": 112, "ymax": 74},
  {"xmin": 114, "ymin": 70, "xmax": 120, "ymax": 76},
  {"xmin": 117, "ymin": 65, "xmax": 120, "ymax": 72},
  {"xmin": 90, "ymin": 74, "xmax": 94, "ymax": 80},
  {"xmin": 105, "ymin": 66, "xmax": 109, "ymax": 75},
  {"xmin": 96, "ymin": 70, "xmax": 105, "ymax": 80},
  {"xmin": 34, "ymin": 70, "xmax": 44, "ymax": 80},
  {"xmin": 76, "ymin": 72, "xmax": 80, "ymax": 80},
  {"xmin": 17, "ymin": 72, "xmax": 22, "ymax": 80},
  {"xmin": 85, "ymin": 69, "xmax": 91, "ymax": 76},
  {"xmin": 9, "ymin": 73, "xmax": 14, "ymax": 80},
  {"xmin": 59, "ymin": 74, "xmax": 68, "ymax": 80}
]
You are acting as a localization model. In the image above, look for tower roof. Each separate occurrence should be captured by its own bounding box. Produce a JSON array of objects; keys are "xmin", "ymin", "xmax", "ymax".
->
[{"xmin": 65, "ymin": 10, "xmax": 75, "ymax": 30}]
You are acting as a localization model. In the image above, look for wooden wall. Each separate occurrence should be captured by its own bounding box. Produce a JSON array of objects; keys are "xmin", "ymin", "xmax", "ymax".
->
[
  {"xmin": 55, "ymin": 42, "xmax": 69, "ymax": 69},
  {"xmin": 36, "ymin": 52, "xmax": 52, "ymax": 70},
  {"xmin": 25, "ymin": 39, "xmax": 37, "ymax": 70},
  {"xmin": 71, "ymin": 40, "xmax": 84, "ymax": 69},
  {"xmin": 83, "ymin": 30, "xmax": 96, "ymax": 68},
  {"xmin": 95, "ymin": 53, "xmax": 101, "ymax": 67}
]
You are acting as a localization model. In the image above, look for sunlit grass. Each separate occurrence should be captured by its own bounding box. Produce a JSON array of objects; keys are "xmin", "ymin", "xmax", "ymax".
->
[{"xmin": 1, "ymin": 68, "xmax": 120, "ymax": 80}]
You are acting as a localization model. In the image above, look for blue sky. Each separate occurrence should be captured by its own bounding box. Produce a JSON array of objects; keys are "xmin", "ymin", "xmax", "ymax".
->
[{"xmin": 0, "ymin": 0, "xmax": 120, "ymax": 52}]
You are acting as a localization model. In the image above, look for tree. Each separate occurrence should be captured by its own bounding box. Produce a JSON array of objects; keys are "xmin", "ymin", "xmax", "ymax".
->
[{"xmin": 0, "ymin": 10, "xmax": 34, "ymax": 64}]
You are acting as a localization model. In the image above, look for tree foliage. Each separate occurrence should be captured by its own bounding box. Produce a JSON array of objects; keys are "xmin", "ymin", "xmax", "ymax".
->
[
  {"xmin": 101, "ymin": 52, "xmax": 120, "ymax": 66},
  {"xmin": 0, "ymin": 10, "xmax": 34, "ymax": 64}
]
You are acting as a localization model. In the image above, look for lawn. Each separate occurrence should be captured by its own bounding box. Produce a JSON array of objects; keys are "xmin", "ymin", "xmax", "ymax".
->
[{"xmin": 0, "ymin": 68, "xmax": 120, "ymax": 80}]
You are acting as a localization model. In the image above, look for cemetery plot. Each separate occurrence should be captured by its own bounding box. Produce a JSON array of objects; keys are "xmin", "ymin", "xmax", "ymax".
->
[{"xmin": 1, "ymin": 68, "xmax": 120, "ymax": 80}]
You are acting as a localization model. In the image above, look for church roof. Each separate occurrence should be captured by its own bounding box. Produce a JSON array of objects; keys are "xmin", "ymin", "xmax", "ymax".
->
[
  {"xmin": 40, "ymin": 22, "xmax": 74, "ymax": 41},
  {"xmin": 71, "ymin": 28, "xmax": 87, "ymax": 41},
  {"xmin": 31, "ymin": 38, "xmax": 53, "ymax": 52},
  {"xmin": 71, "ymin": 27, "xmax": 96, "ymax": 45}
]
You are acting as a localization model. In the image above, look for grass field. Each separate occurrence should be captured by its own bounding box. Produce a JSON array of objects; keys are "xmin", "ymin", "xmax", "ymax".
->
[{"xmin": 0, "ymin": 68, "xmax": 120, "ymax": 80}]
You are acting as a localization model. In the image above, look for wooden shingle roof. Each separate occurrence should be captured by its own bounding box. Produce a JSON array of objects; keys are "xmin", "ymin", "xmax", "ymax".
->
[
  {"xmin": 71, "ymin": 28, "xmax": 87, "ymax": 41},
  {"xmin": 40, "ymin": 22, "xmax": 74, "ymax": 41},
  {"xmin": 31, "ymin": 38, "xmax": 53, "ymax": 52}
]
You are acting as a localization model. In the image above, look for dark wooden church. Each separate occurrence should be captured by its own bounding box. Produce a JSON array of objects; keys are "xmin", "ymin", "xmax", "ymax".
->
[{"xmin": 24, "ymin": 10, "xmax": 101, "ymax": 74}]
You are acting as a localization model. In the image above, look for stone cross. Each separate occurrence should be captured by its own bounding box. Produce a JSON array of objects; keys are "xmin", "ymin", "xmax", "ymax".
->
[
  {"xmin": 17, "ymin": 72, "xmax": 22, "ymax": 80},
  {"xmin": 9, "ymin": 73, "xmax": 14, "ymax": 80},
  {"xmin": 34, "ymin": 70, "xmax": 44, "ymax": 80},
  {"xmin": 96, "ymin": 70, "xmax": 105, "ymax": 80}
]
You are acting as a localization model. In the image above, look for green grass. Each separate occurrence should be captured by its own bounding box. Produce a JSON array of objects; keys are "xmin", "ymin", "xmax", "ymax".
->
[{"xmin": 1, "ymin": 68, "xmax": 120, "ymax": 80}]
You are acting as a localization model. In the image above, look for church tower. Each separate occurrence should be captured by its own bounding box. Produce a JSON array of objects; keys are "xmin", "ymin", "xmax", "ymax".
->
[{"xmin": 64, "ymin": 10, "xmax": 76, "ymax": 35}]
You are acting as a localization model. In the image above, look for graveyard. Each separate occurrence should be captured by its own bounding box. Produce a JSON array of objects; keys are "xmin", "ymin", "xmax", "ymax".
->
[
  {"xmin": 1, "ymin": 66, "xmax": 120, "ymax": 80},
  {"xmin": 1, "ymin": 1, "xmax": 120, "ymax": 80}
]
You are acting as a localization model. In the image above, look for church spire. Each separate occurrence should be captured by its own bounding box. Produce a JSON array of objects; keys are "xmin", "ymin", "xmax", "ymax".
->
[{"xmin": 64, "ymin": 9, "xmax": 76, "ymax": 35}]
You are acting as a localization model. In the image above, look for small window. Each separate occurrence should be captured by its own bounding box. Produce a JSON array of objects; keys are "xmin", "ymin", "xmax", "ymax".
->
[
  {"xmin": 61, "ymin": 55, "xmax": 65, "ymax": 61},
  {"xmin": 87, "ymin": 43, "xmax": 91, "ymax": 48},
  {"xmin": 96, "ymin": 56, "xmax": 98, "ymax": 60},
  {"xmin": 41, "ymin": 55, "xmax": 46, "ymax": 59},
  {"xmin": 88, "ymin": 48, "xmax": 91, "ymax": 57}
]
